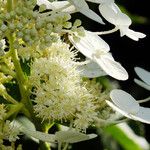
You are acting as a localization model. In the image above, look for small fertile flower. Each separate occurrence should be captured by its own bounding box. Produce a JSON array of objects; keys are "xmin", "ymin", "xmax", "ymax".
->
[
  {"xmin": 99, "ymin": 2, "xmax": 146, "ymax": 41},
  {"xmin": 134, "ymin": 67, "xmax": 150, "ymax": 91},
  {"xmin": 69, "ymin": 30, "xmax": 128, "ymax": 80},
  {"xmin": 106, "ymin": 89, "xmax": 150, "ymax": 124}
]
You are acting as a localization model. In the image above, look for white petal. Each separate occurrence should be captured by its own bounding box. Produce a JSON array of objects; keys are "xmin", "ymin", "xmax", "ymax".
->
[
  {"xmin": 110, "ymin": 89, "xmax": 139, "ymax": 114},
  {"xmin": 134, "ymin": 67, "xmax": 150, "ymax": 85},
  {"xmin": 134, "ymin": 79, "xmax": 150, "ymax": 91},
  {"xmin": 77, "ymin": 60, "xmax": 107, "ymax": 78},
  {"xmin": 119, "ymin": 25, "xmax": 129, "ymax": 37},
  {"xmin": 55, "ymin": 130, "xmax": 97, "ymax": 143},
  {"xmin": 51, "ymin": 1, "xmax": 76, "ymax": 13},
  {"xmin": 22, "ymin": 128, "xmax": 56, "ymax": 143},
  {"xmin": 115, "ymin": 13, "xmax": 131, "ymax": 26},
  {"xmin": 69, "ymin": 31, "xmax": 110, "ymax": 59},
  {"xmin": 37, "ymin": 0, "xmax": 75, "ymax": 12},
  {"xmin": 95, "ymin": 54, "xmax": 128, "ymax": 80},
  {"xmin": 69, "ymin": 0, "xmax": 104, "ymax": 24},
  {"xmin": 125, "ymin": 29, "xmax": 146, "ymax": 41},
  {"xmin": 86, "ymin": 0, "xmax": 114, "ymax": 4},
  {"xmin": 131, "ymin": 107, "xmax": 150, "ymax": 124},
  {"xmin": 99, "ymin": 2, "xmax": 132, "ymax": 26},
  {"xmin": 106, "ymin": 100, "xmax": 134, "ymax": 119},
  {"xmin": 99, "ymin": 2, "xmax": 121, "ymax": 25},
  {"xmin": 37, "ymin": 0, "xmax": 55, "ymax": 9}
]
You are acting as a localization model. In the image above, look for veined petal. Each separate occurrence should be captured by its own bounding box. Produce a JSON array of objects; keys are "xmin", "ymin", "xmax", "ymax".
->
[
  {"xmin": 69, "ymin": 0, "xmax": 104, "ymax": 24},
  {"xmin": 134, "ymin": 67, "xmax": 150, "ymax": 85},
  {"xmin": 110, "ymin": 89, "xmax": 139, "ymax": 114},
  {"xmin": 94, "ymin": 54, "xmax": 128, "ymax": 80},
  {"xmin": 77, "ymin": 60, "xmax": 107, "ymax": 78},
  {"xmin": 69, "ymin": 31, "xmax": 110, "ymax": 59}
]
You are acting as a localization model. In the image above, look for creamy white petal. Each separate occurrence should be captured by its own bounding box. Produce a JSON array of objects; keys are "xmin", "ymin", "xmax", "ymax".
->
[
  {"xmin": 99, "ymin": 2, "xmax": 121, "ymax": 25},
  {"xmin": 51, "ymin": 1, "xmax": 76, "ymax": 13},
  {"xmin": 37, "ymin": 0, "xmax": 75, "ymax": 12},
  {"xmin": 69, "ymin": 31, "xmax": 110, "ymax": 59},
  {"xmin": 115, "ymin": 13, "xmax": 131, "ymax": 26},
  {"xmin": 134, "ymin": 67, "xmax": 150, "ymax": 85},
  {"xmin": 94, "ymin": 54, "xmax": 128, "ymax": 80},
  {"xmin": 77, "ymin": 60, "xmax": 107, "ymax": 78},
  {"xmin": 110, "ymin": 89, "xmax": 139, "ymax": 114},
  {"xmin": 69, "ymin": 0, "xmax": 104, "ymax": 24},
  {"xmin": 125, "ymin": 29, "xmax": 146, "ymax": 41}
]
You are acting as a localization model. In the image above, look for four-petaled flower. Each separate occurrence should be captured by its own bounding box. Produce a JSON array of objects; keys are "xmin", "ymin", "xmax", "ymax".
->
[
  {"xmin": 99, "ymin": 2, "xmax": 146, "ymax": 41},
  {"xmin": 69, "ymin": 31, "xmax": 128, "ymax": 80},
  {"xmin": 106, "ymin": 89, "xmax": 150, "ymax": 124}
]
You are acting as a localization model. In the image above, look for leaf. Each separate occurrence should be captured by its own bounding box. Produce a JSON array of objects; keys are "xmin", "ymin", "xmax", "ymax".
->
[{"xmin": 104, "ymin": 123, "xmax": 149, "ymax": 150}]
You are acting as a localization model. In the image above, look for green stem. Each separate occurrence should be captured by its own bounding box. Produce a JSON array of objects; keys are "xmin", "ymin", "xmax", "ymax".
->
[
  {"xmin": 94, "ymin": 27, "xmax": 118, "ymax": 35},
  {"xmin": 2, "ymin": 91, "xmax": 18, "ymax": 104},
  {"xmin": 7, "ymin": 0, "xmax": 13, "ymax": 12},
  {"xmin": 9, "ymin": 36, "xmax": 27, "ymax": 99},
  {"xmin": 6, "ymin": 1, "xmax": 51, "ymax": 149},
  {"xmin": 0, "ymin": 65, "xmax": 16, "ymax": 78},
  {"xmin": 138, "ymin": 96, "xmax": 150, "ymax": 103},
  {"xmin": 4, "ymin": 103, "xmax": 24, "ymax": 120}
]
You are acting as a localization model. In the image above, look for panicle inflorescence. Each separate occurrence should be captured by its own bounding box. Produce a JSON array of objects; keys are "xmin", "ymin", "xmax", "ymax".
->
[
  {"xmin": 0, "ymin": 0, "xmax": 74, "ymax": 59},
  {"xmin": 29, "ymin": 41, "xmax": 102, "ymax": 131}
]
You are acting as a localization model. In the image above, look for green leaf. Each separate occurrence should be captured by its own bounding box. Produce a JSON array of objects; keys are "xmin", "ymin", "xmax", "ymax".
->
[{"xmin": 104, "ymin": 123, "xmax": 148, "ymax": 150}]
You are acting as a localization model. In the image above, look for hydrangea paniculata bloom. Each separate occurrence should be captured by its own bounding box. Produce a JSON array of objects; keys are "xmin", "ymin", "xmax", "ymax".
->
[
  {"xmin": 106, "ymin": 89, "xmax": 150, "ymax": 124},
  {"xmin": 69, "ymin": 30, "xmax": 128, "ymax": 80},
  {"xmin": 30, "ymin": 41, "xmax": 97, "ymax": 130}
]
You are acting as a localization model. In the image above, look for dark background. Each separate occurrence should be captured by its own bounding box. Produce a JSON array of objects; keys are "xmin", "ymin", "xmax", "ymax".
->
[{"xmin": 72, "ymin": 0, "xmax": 150, "ymax": 149}]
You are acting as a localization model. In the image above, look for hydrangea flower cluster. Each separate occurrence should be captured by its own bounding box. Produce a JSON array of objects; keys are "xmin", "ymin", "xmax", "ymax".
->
[{"xmin": 0, "ymin": 0, "xmax": 149, "ymax": 149}]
